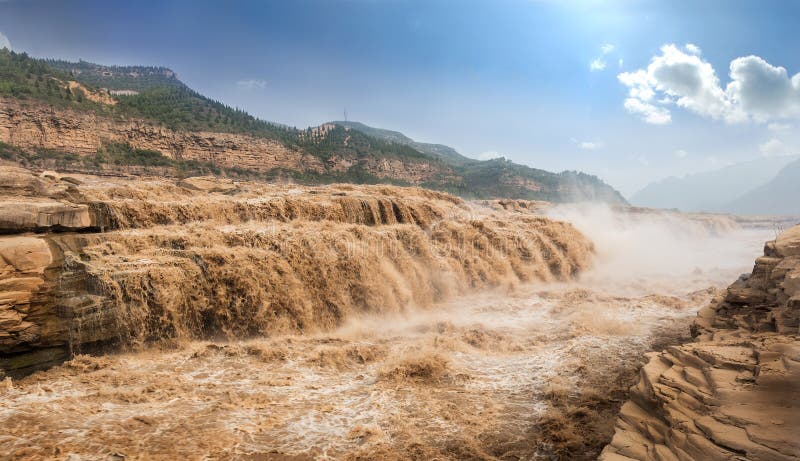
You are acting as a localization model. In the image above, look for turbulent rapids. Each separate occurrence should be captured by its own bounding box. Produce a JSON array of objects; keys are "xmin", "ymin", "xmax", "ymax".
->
[
  {"xmin": 0, "ymin": 167, "xmax": 778, "ymax": 460},
  {"xmin": 0, "ymin": 166, "xmax": 591, "ymax": 357}
]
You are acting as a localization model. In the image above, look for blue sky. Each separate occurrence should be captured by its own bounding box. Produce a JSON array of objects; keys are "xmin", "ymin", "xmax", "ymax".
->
[{"xmin": 1, "ymin": 0, "xmax": 799, "ymax": 195}]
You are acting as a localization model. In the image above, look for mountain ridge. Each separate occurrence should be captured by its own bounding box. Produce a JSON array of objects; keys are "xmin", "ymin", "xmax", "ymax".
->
[
  {"xmin": 45, "ymin": 59, "xmax": 184, "ymax": 92},
  {"xmin": 0, "ymin": 49, "xmax": 627, "ymax": 204},
  {"xmin": 329, "ymin": 120, "xmax": 475, "ymax": 166},
  {"xmin": 630, "ymin": 156, "xmax": 798, "ymax": 213},
  {"xmin": 727, "ymin": 157, "xmax": 800, "ymax": 215}
]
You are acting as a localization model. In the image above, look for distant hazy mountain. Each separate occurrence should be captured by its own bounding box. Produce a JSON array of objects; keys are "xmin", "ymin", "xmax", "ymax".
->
[
  {"xmin": 630, "ymin": 156, "xmax": 798, "ymax": 212},
  {"xmin": 726, "ymin": 158, "xmax": 800, "ymax": 215}
]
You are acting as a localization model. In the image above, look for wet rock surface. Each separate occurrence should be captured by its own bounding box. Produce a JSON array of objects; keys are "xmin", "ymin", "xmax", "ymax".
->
[
  {"xmin": 0, "ymin": 166, "xmax": 593, "ymax": 377},
  {"xmin": 0, "ymin": 278, "xmax": 712, "ymax": 460},
  {"xmin": 601, "ymin": 226, "xmax": 800, "ymax": 461},
  {"xmin": 1, "ymin": 164, "xmax": 786, "ymax": 459},
  {"xmin": 177, "ymin": 175, "xmax": 238, "ymax": 193}
]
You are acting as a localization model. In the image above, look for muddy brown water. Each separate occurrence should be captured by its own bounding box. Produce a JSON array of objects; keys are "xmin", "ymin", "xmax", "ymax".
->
[
  {"xmin": 0, "ymin": 182, "xmax": 774, "ymax": 460},
  {"xmin": 0, "ymin": 277, "xmax": 743, "ymax": 460}
]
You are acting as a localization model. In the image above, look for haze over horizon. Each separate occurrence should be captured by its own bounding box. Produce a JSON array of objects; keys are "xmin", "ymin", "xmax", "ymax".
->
[{"xmin": 1, "ymin": 0, "xmax": 799, "ymax": 195}]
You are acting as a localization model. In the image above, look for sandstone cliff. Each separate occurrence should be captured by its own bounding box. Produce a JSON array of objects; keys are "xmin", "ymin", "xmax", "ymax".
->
[
  {"xmin": 600, "ymin": 227, "xmax": 800, "ymax": 461},
  {"xmin": 0, "ymin": 98, "xmax": 450, "ymax": 184},
  {"xmin": 0, "ymin": 166, "xmax": 594, "ymax": 377}
]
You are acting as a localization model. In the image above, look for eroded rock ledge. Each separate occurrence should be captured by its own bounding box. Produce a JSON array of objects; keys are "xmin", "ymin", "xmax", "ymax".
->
[
  {"xmin": 0, "ymin": 166, "xmax": 594, "ymax": 377},
  {"xmin": 600, "ymin": 227, "xmax": 800, "ymax": 461}
]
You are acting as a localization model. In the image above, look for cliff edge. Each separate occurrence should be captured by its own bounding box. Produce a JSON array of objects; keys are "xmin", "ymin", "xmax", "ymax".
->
[
  {"xmin": 0, "ymin": 166, "xmax": 594, "ymax": 377},
  {"xmin": 600, "ymin": 227, "xmax": 800, "ymax": 460}
]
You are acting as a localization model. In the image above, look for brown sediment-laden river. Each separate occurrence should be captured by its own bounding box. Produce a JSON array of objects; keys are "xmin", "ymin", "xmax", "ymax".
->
[{"xmin": 0, "ymin": 170, "xmax": 774, "ymax": 460}]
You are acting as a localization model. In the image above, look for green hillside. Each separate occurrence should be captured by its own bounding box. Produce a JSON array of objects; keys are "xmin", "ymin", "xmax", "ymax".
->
[
  {"xmin": 0, "ymin": 49, "xmax": 627, "ymax": 204},
  {"xmin": 334, "ymin": 121, "xmax": 627, "ymax": 203},
  {"xmin": 45, "ymin": 60, "xmax": 184, "ymax": 92},
  {"xmin": 333, "ymin": 121, "xmax": 474, "ymax": 165},
  {"xmin": 116, "ymin": 85, "xmax": 300, "ymax": 141},
  {"xmin": 0, "ymin": 49, "xmax": 107, "ymax": 110}
]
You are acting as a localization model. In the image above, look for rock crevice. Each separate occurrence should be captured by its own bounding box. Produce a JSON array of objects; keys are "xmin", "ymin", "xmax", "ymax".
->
[{"xmin": 601, "ymin": 227, "xmax": 800, "ymax": 461}]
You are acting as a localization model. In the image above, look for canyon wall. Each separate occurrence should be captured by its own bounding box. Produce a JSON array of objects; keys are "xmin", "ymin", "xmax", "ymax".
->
[
  {"xmin": 0, "ymin": 166, "xmax": 593, "ymax": 376},
  {"xmin": 600, "ymin": 227, "xmax": 800, "ymax": 461},
  {"xmin": 0, "ymin": 98, "xmax": 449, "ymax": 184}
]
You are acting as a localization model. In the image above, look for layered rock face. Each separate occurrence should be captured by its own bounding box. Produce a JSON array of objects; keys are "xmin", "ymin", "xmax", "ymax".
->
[
  {"xmin": 601, "ymin": 227, "xmax": 800, "ymax": 461},
  {"xmin": 0, "ymin": 98, "xmax": 450, "ymax": 184},
  {"xmin": 0, "ymin": 166, "xmax": 594, "ymax": 377}
]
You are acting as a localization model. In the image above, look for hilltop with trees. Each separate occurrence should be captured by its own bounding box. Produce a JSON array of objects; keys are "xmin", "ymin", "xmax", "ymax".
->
[{"xmin": 0, "ymin": 49, "xmax": 626, "ymax": 204}]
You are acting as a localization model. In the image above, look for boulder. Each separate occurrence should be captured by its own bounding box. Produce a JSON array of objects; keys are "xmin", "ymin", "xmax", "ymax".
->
[
  {"xmin": 0, "ymin": 237, "xmax": 52, "ymax": 273},
  {"xmin": 178, "ymin": 176, "xmax": 237, "ymax": 193},
  {"xmin": 775, "ymin": 226, "xmax": 800, "ymax": 258},
  {"xmin": 40, "ymin": 170, "xmax": 84, "ymax": 185},
  {"xmin": 0, "ymin": 237, "xmax": 56, "ymax": 359},
  {"xmin": 0, "ymin": 166, "xmax": 49, "ymax": 197},
  {"xmin": 0, "ymin": 200, "xmax": 92, "ymax": 232}
]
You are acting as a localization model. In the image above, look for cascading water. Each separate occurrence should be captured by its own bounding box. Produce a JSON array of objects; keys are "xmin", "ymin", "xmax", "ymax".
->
[{"xmin": 0, "ymin": 168, "xmax": 774, "ymax": 460}]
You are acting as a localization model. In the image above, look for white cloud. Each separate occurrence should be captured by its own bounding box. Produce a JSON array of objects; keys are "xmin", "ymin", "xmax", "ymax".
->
[
  {"xmin": 477, "ymin": 151, "xmax": 503, "ymax": 160},
  {"xmin": 0, "ymin": 32, "xmax": 11, "ymax": 50},
  {"xmin": 618, "ymin": 69, "xmax": 655, "ymax": 101},
  {"xmin": 590, "ymin": 59, "xmax": 606, "ymax": 72},
  {"xmin": 674, "ymin": 149, "xmax": 688, "ymax": 158},
  {"xmin": 618, "ymin": 43, "xmax": 800, "ymax": 125},
  {"xmin": 571, "ymin": 138, "xmax": 603, "ymax": 150},
  {"xmin": 623, "ymin": 97, "xmax": 671, "ymax": 124},
  {"xmin": 759, "ymin": 138, "xmax": 795, "ymax": 157},
  {"xmin": 685, "ymin": 43, "xmax": 701, "ymax": 55},
  {"xmin": 589, "ymin": 43, "xmax": 617, "ymax": 72},
  {"xmin": 727, "ymin": 56, "xmax": 800, "ymax": 121},
  {"xmin": 618, "ymin": 58, "xmax": 624, "ymax": 68},
  {"xmin": 236, "ymin": 79, "xmax": 268, "ymax": 90}
]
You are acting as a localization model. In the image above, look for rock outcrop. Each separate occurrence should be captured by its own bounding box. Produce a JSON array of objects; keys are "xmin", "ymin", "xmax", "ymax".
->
[
  {"xmin": 0, "ymin": 98, "xmax": 451, "ymax": 184},
  {"xmin": 0, "ymin": 166, "xmax": 594, "ymax": 377},
  {"xmin": 177, "ymin": 176, "xmax": 238, "ymax": 193},
  {"xmin": 601, "ymin": 227, "xmax": 800, "ymax": 461}
]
